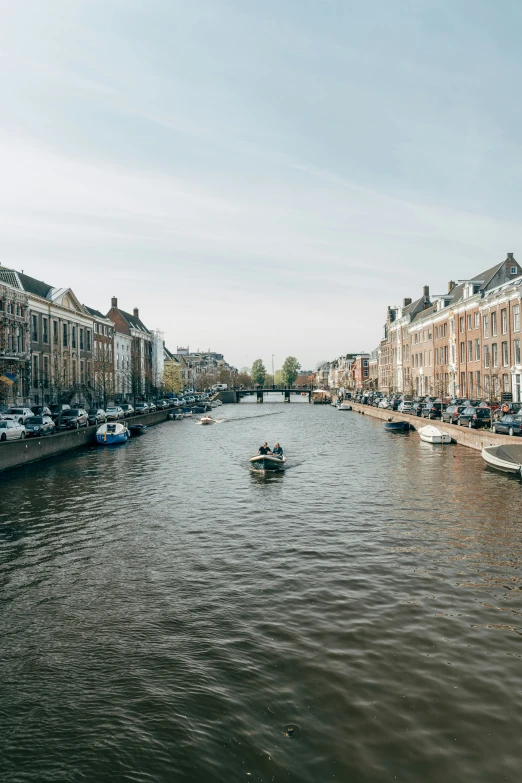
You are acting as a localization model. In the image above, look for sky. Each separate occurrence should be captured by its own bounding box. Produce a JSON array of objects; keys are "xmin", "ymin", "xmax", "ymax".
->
[{"xmin": 2, "ymin": 0, "xmax": 522, "ymax": 370}]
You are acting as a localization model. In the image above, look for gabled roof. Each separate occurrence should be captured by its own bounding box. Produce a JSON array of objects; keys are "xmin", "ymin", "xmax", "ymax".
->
[
  {"xmin": 0, "ymin": 267, "xmax": 54, "ymax": 298},
  {"xmin": 118, "ymin": 308, "xmax": 151, "ymax": 334},
  {"xmin": 84, "ymin": 305, "xmax": 110, "ymax": 320},
  {"xmin": 471, "ymin": 262, "xmax": 504, "ymax": 291}
]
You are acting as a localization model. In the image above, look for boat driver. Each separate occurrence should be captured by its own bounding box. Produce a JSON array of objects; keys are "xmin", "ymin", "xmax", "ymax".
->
[
  {"xmin": 258, "ymin": 442, "xmax": 272, "ymax": 455},
  {"xmin": 273, "ymin": 443, "xmax": 283, "ymax": 456}
]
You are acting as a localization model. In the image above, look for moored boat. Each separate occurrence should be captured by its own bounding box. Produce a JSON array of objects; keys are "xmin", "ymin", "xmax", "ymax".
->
[
  {"xmin": 249, "ymin": 454, "xmax": 286, "ymax": 472},
  {"xmin": 128, "ymin": 423, "xmax": 147, "ymax": 436},
  {"xmin": 168, "ymin": 412, "xmax": 184, "ymax": 420},
  {"xmin": 418, "ymin": 425, "xmax": 451, "ymax": 444},
  {"xmin": 200, "ymin": 416, "xmax": 215, "ymax": 425},
  {"xmin": 384, "ymin": 421, "xmax": 409, "ymax": 432},
  {"xmin": 183, "ymin": 408, "xmax": 193, "ymax": 418},
  {"xmin": 96, "ymin": 422, "xmax": 129, "ymax": 445},
  {"xmin": 481, "ymin": 444, "xmax": 522, "ymax": 474},
  {"xmin": 338, "ymin": 402, "xmax": 352, "ymax": 410}
]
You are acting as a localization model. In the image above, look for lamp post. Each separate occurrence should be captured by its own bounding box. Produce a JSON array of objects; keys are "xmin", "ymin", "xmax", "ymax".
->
[{"xmin": 272, "ymin": 354, "xmax": 275, "ymax": 389}]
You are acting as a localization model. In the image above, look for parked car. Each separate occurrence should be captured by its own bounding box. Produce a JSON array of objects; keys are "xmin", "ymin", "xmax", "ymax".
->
[
  {"xmin": 8, "ymin": 407, "xmax": 34, "ymax": 423},
  {"xmin": 398, "ymin": 400, "xmax": 413, "ymax": 413},
  {"xmin": 30, "ymin": 405, "xmax": 52, "ymax": 417},
  {"xmin": 148, "ymin": 402, "xmax": 157, "ymax": 412},
  {"xmin": 155, "ymin": 400, "xmax": 169, "ymax": 410},
  {"xmin": 135, "ymin": 402, "xmax": 149, "ymax": 414},
  {"xmin": 0, "ymin": 419, "xmax": 26, "ymax": 441},
  {"xmin": 105, "ymin": 406, "xmax": 125, "ymax": 421},
  {"xmin": 87, "ymin": 408, "xmax": 106, "ymax": 426},
  {"xmin": 119, "ymin": 404, "xmax": 135, "ymax": 418},
  {"xmin": 58, "ymin": 408, "xmax": 89, "ymax": 429},
  {"xmin": 491, "ymin": 415, "xmax": 522, "ymax": 436},
  {"xmin": 49, "ymin": 403, "xmax": 71, "ymax": 421},
  {"xmin": 441, "ymin": 404, "xmax": 466, "ymax": 424},
  {"xmin": 421, "ymin": 402, "xmax": 444, "ymax": 420},
  {"xmin": 410, "ymin": 403, "xmax": 424, "ymax": 417},
  {"xmin": 24, "ymin": 415, "xmax": 55, "ymax": 437},
  {"xmin": 378, "ymin": 398, "xmax": 390, "ymax": 409},
  {"xmin": 457, "ymin": 406, "xmax": 491, "ymax": 428}
]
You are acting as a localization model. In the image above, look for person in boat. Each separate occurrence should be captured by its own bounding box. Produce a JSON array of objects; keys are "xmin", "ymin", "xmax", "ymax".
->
[
  {"xmin": 272, "ymin": 443, "xmax": 283, "ymax": 457},
  {"xmin": 258, "ymin": 442, "xmax": 272, "ymax": 455}
]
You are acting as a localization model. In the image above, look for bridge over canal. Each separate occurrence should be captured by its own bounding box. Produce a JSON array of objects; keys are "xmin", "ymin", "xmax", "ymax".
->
[{"xmin": 220, "ymin": 387, "xmax": 314, "ymax": 403}]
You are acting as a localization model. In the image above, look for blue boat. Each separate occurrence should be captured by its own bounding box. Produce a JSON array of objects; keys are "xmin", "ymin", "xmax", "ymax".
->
[
  {"xmin": 96, "ymin": 422, "xmax": 129, "ymax": 445},
  {"xmin": 384, "ymin": 421, "xmax": 410, "ymax": 432}
]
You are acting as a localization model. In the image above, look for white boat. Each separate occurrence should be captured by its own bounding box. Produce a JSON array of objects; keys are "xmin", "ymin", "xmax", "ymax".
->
[
  {"xmin": 249, "ymin": 454, "xmax": 286, "ymax": 472},
  {"xmin": 481, "ymin": 444, "xmax": 522, "ymax": 474},
  {"xmin": 418, "ymin": 425, "xmax": 451, "ymax": 444},
  {"xmin": 96, "ymin": 421, "xmax": 129, "ymax": 445},
  {"xmin": 338, "ymin": 402, "xmax": 352, "ymax": 410},
  {"xmin": 168, "ymin": 412, "xmax": 184, "ymax": 420},
  {"xmin": 200, "ymin": 416, "xmax": 215, "ymax": 425}
]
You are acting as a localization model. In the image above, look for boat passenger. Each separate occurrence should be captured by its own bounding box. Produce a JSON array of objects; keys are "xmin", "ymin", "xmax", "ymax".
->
[
  {"xmin": 258, "ymin": 442, "xmax": 272, "ymax": 455},
  {"xmin": 272, "ymin": 443, "xmax": 283, "ymax": 457}
]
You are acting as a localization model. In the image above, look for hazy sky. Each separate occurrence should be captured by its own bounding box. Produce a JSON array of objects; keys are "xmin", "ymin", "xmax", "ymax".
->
[{"xmin": 2, "ymin": 0, "xmax": 522, "ymax": 370}]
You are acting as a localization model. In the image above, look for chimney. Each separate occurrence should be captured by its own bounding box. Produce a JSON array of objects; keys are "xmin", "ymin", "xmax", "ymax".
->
[
  {"xmin": 133, "ymin": 307, "xmax": 139, "ymax": 317},
  {"xmin": 507, "ymin": 252, "xmax": 514, "ymax": 259},
  {"xmin": 111, "ymin": 296, "xmax": 117, "ymax": 308},
  {"xmin": 447, "ymin": 281, "xmax": 456, "ymax": 293},
  {"xmin": 403, "ymin": 297, "xmax": 412, "ymax": 307},
  {"xmin": 423, "ymin": 285, "xmax": 429, "ymax": 298}
]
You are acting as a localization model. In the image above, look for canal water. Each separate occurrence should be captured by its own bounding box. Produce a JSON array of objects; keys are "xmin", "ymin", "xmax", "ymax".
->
[{"xmin": 1, "ymin": 397, "xmax": 521, "ymax": 783}]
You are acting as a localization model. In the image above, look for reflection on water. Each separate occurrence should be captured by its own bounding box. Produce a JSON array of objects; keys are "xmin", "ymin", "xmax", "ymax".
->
[{"xmin": 0, "ymin": 400, "xmax": 521, "ymax": 783}]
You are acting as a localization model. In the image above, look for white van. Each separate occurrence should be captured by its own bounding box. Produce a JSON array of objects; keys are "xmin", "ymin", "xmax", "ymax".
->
[{"xmin": 211, "ymin": 383, "xmax": 228, "ymax": 391}]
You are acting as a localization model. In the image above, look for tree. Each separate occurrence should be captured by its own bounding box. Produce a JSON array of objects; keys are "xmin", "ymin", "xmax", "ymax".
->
[
  {"xmin": 236, "ymin": 370, "xmax": 252, "ymax": 387},
  {"xmin": 251, "ymin": 358, "xmax": 266, "ymax": 386},
  {"xmin": 163, "ymin": 361, "xmax": 182, "ymax": 395},
  {"xmin": 281, "ymin": 356, "xmax": 301, "ymax": 387}
]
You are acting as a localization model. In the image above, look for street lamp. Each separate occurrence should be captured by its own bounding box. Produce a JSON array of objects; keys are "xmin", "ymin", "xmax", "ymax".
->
[{"xmin": 272, "ymin": 354, "xmax": 274, "ymax": 389}]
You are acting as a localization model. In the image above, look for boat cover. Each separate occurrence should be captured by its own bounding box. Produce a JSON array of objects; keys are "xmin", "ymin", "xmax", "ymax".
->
[{"xmin": 488, "ymin": 444, "xmax": 522, "ymax": 465}]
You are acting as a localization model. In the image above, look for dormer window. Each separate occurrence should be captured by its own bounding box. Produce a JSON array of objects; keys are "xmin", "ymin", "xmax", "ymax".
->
[{"xmin": 510, "ymin": 266, "xmax": 518, "ymax": 275}]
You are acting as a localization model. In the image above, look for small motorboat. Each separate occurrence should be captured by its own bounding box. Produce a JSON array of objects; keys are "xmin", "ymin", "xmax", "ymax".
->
[
  {"xmin": 418, "ymin": 425, "xmax": 451, "ymax": 444},
  {"xmin": 96, "ymin": 422, "xmax": 129, "ymax": 445},
  {"xmin": 338, "ymin": 402, "xmax": 352, "ymax": 410},
  {"xmin": 481, "ymin": 444, "xmax": 522, "ymax": 474},
  {"xmin": 384, "ymin": 420, "xmax": 409, "ymax": 432},
  {"xmin": 182, "ymin": 408, "xmax": 193, "ymax": 418},
  {"xmin": 249, "ymin": 454, "xmax": 286, "ymax": 472},
  {"xmin": 168, "ymin": 412, "xmax": 184, "ymax": 420},
  {"xmin": 128, "ymin": 423, "xmax": 147, "ymax": 436},
  {"xmin": 200, "ymin": 416, "xmax": 215, "ymax": 425}
]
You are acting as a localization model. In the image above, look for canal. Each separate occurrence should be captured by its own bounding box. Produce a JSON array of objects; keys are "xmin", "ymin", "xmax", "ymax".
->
[{"xmin": 1, "ymin": 398, "xmax": 521, "ymax": 782}]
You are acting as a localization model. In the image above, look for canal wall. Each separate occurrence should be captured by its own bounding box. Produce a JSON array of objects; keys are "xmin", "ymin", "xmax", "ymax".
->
[
  {"xmin": 0, "ymin": 410, "xmax": 170, "ymax": 474},
  {"xmin": 349, "ymin": 402, "xmax": 514, "ymax": 452}
]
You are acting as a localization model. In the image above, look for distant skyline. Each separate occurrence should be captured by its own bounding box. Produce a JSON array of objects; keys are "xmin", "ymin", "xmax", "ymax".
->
[{"xmin": 2, "ymin": 1, "xmax": 522, "ymax": 369}]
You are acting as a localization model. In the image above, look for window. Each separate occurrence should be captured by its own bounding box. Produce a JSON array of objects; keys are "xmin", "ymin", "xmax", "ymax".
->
[
  {"xmin": 469, "ymin": 372, "xmax": 473, "ymax": 394},
  {"xmin": 43, "ymin": 318, "xmax": 48, "ymax": 343},
  {"xmin": 460, "ymin": 372, "xmax": 466, "ymax": 396},
  {"xmin": 514, "ymin": 339, "xmax": 521, "ymax": 365},
  {"xmin": 460, "ymin": 316, "xmax": 465, "ymax": 333},
  {"xmin": 71, "ymin": 325, "xmax": 76, "ymax": 349},
  {"xmin": 63, "ymin": 323, "xmax": 68, "ymax": 347},
  {"xmin": 501, "ymin": 308, "xmax": 507, "ymax": 334},
  {"xmin": 503, "ymin": 374, "xmax": 510, "ymax": 392},
  {"xmin": 435, "ymin": 348, "xmax": 439, "ymax": 365},
  {"xmin": 33, "ymin": 355, "xmax": 39, "ymax": 384},
  {"xmin": 80, "ymin": 328, "xmax": 84, "ymax": 350},
  {"xmin": 476, "ymin": 371, "xmax": 480, "ymax": 392},
  {"xmin": 467, "ymin": 314, "xmax": 472, "ymax": 330},
  {"xmin": 364, "ymin": 368, "xmax": 368, "ymax": 377},
  {"xmin": 86, "ymin": 330, "xmax": 91, "ymax": 351},
  {"xmin": 32, "ymin": 314, "xmax": 38, "ymax": 341},
  {"xmin": 443, "ymin": 323, "xmax": 447, "ymax": 337},
  {"xmin": 484, "ymin": 345, "xmax": 490, "ymax": 368},
  {"xmin": 468, "ymin": 340, "xmax": 473, "ymax": 362},
  {"xmin": 80, "ymin": 360, "xmax": 85, "ymax": 382},
  {"xmin": 363, "ymin": 360, "xmax": 368, "ymax": 367},
  {"xmin": 502, "ymin": 341, "xmax": 509, "ymax": 367},
  {"xmin": 514, "ymin": 305, "xmax": 520, "ymax": 332},
  {"xmin": 484, "ymin": 374, "xmax": 490, "ymax": 395},
  {"xmin": 94, "ymin": 323, "xmax": 98, "ymax": 334},
  {"xmin": 434, "ymin": 326, "xmax": 439, "ymax": 340},
  {"xmin": 43, "ymin": 357, "xmax": 49, "ymax": 387},
  {"xmin": 474, "ymin": 312, "xmax": 479, "ymax": 328},
  {"xmin": 460, "ymin": 342, "xmax": 465, "ymax": 363},
  {"xmin": 475, "ymin": 339, "xmax": 480, "ymax": 362},
  {"xmin": 483, "ymin": 315, "xmax": 489, "ymax": 338},
  {"xmin": 450, "ymin": 319, "xmax": 455, "ymax": 335},
  {"xmin": 104, "ymin": 325, "xmax": 107, "ymax": 336},
  {"xmin": 451, "ymin": 343, "xmax": 456, "ymax": 363},
  {"xmin": 492, "ymin": 343, "xmax": 498, "ymax": 367},
  {"xmin": 511, "ymin": 266, "xmax": 517, "ymax": 275},
  {"xmin": 491, "ymin": 311, "xmax": 497, "ymax": 337},
  {"xmin": 53, "ymin": 320, "xmax": 58, "ymax": 342}
]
